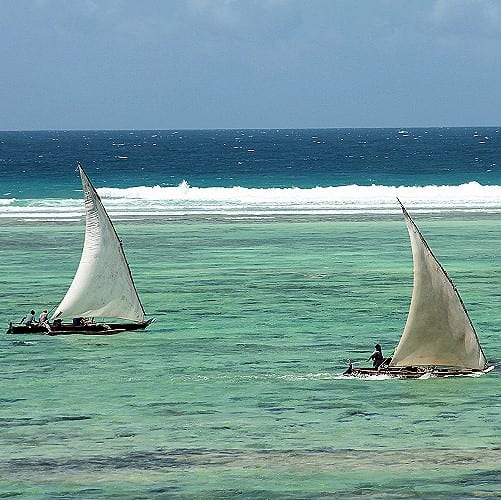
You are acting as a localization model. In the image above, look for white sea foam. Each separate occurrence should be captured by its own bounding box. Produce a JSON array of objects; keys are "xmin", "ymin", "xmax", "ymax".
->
[{"xmin": 1, "ymin": 182, "xmax": 501, "ymax": 219}]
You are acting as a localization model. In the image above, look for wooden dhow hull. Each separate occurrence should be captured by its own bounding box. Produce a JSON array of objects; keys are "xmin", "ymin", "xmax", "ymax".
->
[
  {"xmin": 343, "ymin": 364, "xmax": 493, "ymax": 379},
  {"xmin": 6, "ymin": 319, "xmax": 154, "ymax": 336}
]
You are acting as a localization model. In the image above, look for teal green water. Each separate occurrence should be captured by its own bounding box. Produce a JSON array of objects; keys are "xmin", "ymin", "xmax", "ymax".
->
[{"xmin": 0, "ymin": 215, "xmax": 499, "ymax": 498}]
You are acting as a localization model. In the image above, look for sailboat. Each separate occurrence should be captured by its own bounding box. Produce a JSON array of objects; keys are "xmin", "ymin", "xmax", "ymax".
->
[
  {"xmin": 344, "ymin": 199, "xmax": 492, "ymax": 378},
  {"xmin": 6, "ymin": 163, "xmax": 154, "ymax": 336}
]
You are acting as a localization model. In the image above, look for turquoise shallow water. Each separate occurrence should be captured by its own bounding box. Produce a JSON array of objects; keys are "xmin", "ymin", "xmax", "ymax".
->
[{"xmin": 0, "ymin": 213, "xmax": 499, "ymax": 498}]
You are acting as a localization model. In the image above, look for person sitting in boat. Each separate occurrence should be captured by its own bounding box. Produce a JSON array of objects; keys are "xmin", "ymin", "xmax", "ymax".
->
[
  {"xmin": 38, "ymin": 309, "xmax": 49, "ymax": 324},
  {"xmin": 369, "ymin": 344, "xmax": 384, "ymax": 369},
  {"xmin": 38, "ymin": 309, "xmax": 51, "ymax": 332},
  {"xmin": 22, "ymin": 310, "xmax": 36, "ymax": 326}
]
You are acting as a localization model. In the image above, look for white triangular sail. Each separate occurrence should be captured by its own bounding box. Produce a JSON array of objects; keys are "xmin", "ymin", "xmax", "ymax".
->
[
  {"xmin": 52, "ymin": 165, "xmax": 145, "ymax": 323},
  {"xmin": 390, "ymin": 200, "xmax": 487, "ymax": 369}
]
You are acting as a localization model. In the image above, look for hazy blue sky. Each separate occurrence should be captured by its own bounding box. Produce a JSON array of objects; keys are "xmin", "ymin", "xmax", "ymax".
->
[{"xmin": 2, "ymin": 0, "xmax": 501, "ymax": 130}]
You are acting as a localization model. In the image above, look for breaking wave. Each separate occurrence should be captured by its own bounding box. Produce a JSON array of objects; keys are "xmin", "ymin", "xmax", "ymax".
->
[{"xmin": 1, "ymin": 181, "xmax": 501, "ymax": 219}]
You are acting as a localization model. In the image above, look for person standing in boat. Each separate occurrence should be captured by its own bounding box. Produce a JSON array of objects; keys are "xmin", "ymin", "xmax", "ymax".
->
[{"xmin": 369, "ymin": 344, "xmax": 384, "ymax": 369}]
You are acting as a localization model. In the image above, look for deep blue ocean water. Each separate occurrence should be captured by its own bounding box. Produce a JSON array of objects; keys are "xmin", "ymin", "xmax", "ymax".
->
[
  {"xmin": 0, "ymin": 129, "xmax": 500, "ymax": 497},
  {"xmin": 1, "ymin": 127, "xmax": 501, "ymax": 195}
]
